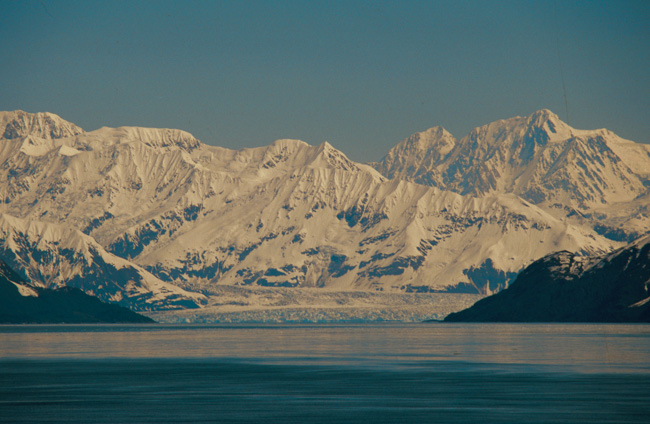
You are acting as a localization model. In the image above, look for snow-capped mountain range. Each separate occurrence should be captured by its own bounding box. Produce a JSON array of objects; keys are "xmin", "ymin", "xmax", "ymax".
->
[
  {"xmin": 373, "ymin": 109, "xmax": 650, "ymax": 241},
  {"xmin": 0, "ymin": 214, "xmax": 205, "ymax": 311},
  {"xmin": 0, "ymin": 109, "xmax": 647, "ymax": 313}
]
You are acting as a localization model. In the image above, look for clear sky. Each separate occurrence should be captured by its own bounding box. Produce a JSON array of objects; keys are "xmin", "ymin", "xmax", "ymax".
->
[{"xmin": 1, "ymin": 0, "xmax": 648, "ymax": 161}]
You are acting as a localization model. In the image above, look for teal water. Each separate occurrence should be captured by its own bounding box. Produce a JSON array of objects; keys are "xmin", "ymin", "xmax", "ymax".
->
[{"xmin": 1, "ymin": 323, "xmax": 649, "ymax": 423}]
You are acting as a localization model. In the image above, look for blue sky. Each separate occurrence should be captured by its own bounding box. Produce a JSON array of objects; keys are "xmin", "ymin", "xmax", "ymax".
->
[{"xmin": 1, "ymin": 0, "xmax": 648, "ymax": 161}]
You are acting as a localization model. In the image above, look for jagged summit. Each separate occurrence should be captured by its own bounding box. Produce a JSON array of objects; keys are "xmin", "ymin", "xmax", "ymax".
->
[
  {"xmin": 0, "ymin": 110, "xmax": 84, "ymax": 140},
  {"xmin": 311, "ymin": 140, "xmax": 379, "ymax": 174},
  {"xmin": 0, "ymin": 111, "xmax": 204, "ymax": 152},
  {"xmin": 372, "ymin": 125, "xmax": 456, "ymax": 185},
  {"xmin": 526, "ymin": 108, "xmax": 562, "ymax": 127},
  {"xmin": 522, "ymin": 109, "xmax": 574, "ymax": 142},
  {"xmin": 376, "ymin": 111, "xmax": 560, "ymax": 190},
  {"xmin": 462, "ymin": 109, "xmax": 571, "ymax": 150},
  {"xmin": 373, "ymin": 110, "xmax": 650, "ymax": 211},
  {"xmin": 372, "ymin": 109, "xmax": 650, "ymax": 244},
  {"xmin": 388, "ymin": 126, "xmax": 456, "ymax": 153}
]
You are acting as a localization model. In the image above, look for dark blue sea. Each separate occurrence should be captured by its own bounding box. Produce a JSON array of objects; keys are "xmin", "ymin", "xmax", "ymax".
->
[{"xmin": 1, "ymin": 323, "xmax": 649, "ymax": 423}]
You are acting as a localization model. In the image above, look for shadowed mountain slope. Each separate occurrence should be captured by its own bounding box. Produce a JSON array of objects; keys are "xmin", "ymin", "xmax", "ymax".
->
[
  {"xmin": 0, "ymin": 257, "xmax": 154, "ymax": 323},
  {"xmin": 445, "ymin": 234, "xmax": 650, "ymax": 322}
]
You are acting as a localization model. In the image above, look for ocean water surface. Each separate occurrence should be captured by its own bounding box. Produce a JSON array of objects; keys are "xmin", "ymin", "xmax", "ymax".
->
[{"xmin": 1, "ymin": 323, "xmax": 649, "ymax": 423}]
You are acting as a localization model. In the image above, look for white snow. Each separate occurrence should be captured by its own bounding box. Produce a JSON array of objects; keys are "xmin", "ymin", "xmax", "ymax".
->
[
  {"xmin": 374, "ymin": 109, "xmax": 650, "ymax": 240},
  {"xmin": 11, "ymin": 281, "xmax": 39, "ymax": 297},
  {"xmin": 602, "ymin": 133, "xmax": 650, "ymax": 175},
  {"xmin": 58, "ymin": 145, "xmax": 81, "ymax": 156},
  {"xmin": 629, "ymin": 296, "xmax": 650, "ymax": 308},
  {"xmin": 0, "ymin": 110, "xmax": 83, "ymax": 140},
  {"xmin": 0, "ymin": 213, "xmax": 206, "ymax": 310}
]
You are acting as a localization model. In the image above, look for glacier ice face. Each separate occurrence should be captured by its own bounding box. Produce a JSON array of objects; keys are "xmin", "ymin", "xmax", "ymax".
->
[{"xmin": 145, "ymin": 286, "xmax": 484, "ymax": 323}]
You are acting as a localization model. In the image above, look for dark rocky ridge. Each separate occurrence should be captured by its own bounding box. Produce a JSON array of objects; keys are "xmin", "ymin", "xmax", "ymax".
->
[
  {"xmin": 445, "ymin": 235, "xmax": 650, "ymax": 322},
  {"xmin": 0, "ymin": 259, "xmax": 154, "ymax": 323}
]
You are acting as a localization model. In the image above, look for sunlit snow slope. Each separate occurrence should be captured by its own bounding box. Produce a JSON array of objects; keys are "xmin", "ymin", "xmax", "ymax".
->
[{"xmin": 373, "ymin": 109, "xmax": 650, "ymax": 241}]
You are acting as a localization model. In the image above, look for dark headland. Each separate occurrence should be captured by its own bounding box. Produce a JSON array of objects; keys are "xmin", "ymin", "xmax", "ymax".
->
[
  {"xmin": 0, "ymin": 259, "xmax": 153, "ymax": 324},
  {"xmin": 445, "ymin": 235, "xmax": 650, "ymax": 323}
]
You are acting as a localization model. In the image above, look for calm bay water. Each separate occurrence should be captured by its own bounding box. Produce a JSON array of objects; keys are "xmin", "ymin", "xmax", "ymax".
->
[{"xmin": 1, "ymin": 323, "xmax": 649, "ymax": 423}]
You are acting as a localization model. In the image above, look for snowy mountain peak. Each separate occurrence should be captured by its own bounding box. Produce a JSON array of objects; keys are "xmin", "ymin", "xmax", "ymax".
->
[
  {"xmin": 427, "ymin": 125, "xmax": 454, "ymax": 137},
  {"xmin": 524, "ymin": 109, "xmax": 573, "ymax": 141},
  {"xmin": 401, "ymin": 126, "xmax": 456, "ymax": 153},
  {"xmin": 0, "ymin": 110, "xmax": 84, "ymax": 140},
  {"xmin": 401, "ymin": 125, "xmax": 453, "ymax": 146},
  {"xmin": 271, "ymin": 138, "xmax": 310, "ymax": 149},
  {"xmin": 91, "ymin": 126, "xmax": 202, "ymax": 151},
  {"xmin": 312, "ymin": 140, "xmax": 385, "ymax": 178},
  {"xmin": 371, "ymin": 125, "xmax": 457, "ymax": 184},
  {"xmin": 460, "ymin": 110, "xmax": 572, "ymax": 151},
  {"xmin": 373, "ymin": 109, "xmax": 650, "ymax": 241},
  {"xmin": 527, "ymin": 108, "xmax": 560, "ymax": 126},
  {"xmin": 315, "ymin": 140, "xmax": 352, "ymax": 161}
]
